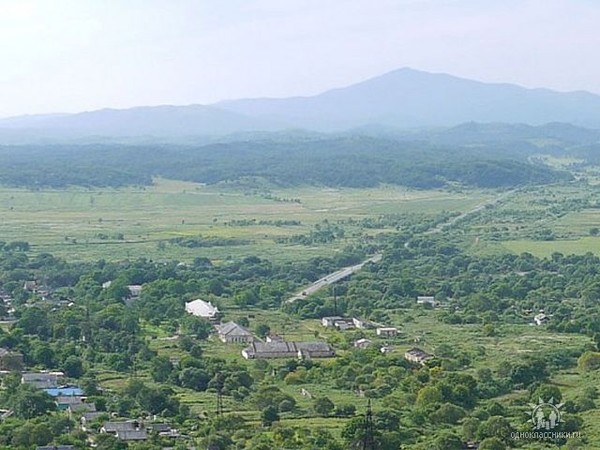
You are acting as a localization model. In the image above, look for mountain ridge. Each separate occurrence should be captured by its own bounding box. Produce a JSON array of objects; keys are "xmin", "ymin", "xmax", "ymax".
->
[
  {"xmin": 218, "ymin": 68, "xmax": 600, "ymax": 129},
  {"xmin": 3, "ymin": 68, "xmax": 600, "ymax": 140}
]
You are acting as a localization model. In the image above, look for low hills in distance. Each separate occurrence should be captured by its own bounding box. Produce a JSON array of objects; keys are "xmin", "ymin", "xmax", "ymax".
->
[
  {"xmin": 2, "ymin": 68, "xmax": 600, "ymax": 191},
  {"xmin": 0, "ymin": 132, "xmax": 576, "ymax": 190},
  {"xmin": 3, "ymin": 68, "xmax": 600, "ymax": 140},
  {"xmin": 0, "ymin": 105, "xmax": 281, "ymax": 143}
]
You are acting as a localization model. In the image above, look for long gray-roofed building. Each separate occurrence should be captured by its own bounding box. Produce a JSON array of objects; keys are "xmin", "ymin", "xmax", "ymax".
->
[
  {"xmin": 242, "ymin": 341, "xmax": 335, "ymax": 359},
  {"xmin": 21, "ymin": 372, "xmax": 62, "ymax": 389}
]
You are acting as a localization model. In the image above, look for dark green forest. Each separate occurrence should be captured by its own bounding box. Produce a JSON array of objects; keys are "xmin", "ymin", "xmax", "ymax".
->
[{"xmin": 0, "ymin": 135, "xmax": 571, "ymax": 189}]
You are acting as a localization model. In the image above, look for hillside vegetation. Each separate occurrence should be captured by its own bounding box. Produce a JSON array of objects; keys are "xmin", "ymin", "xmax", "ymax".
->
[{"xmin": 0, "ymin": 135, "xmax": 571, "ymax": 189}]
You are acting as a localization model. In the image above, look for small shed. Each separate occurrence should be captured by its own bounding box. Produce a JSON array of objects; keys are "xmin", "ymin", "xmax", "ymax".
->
[
  {"xmin": 404, "ymin": 347, "xmax": 434, "ymax": 365},
  {"xmin": 354, "ymin": 338, "xmax": 373, "ymax": 349}
]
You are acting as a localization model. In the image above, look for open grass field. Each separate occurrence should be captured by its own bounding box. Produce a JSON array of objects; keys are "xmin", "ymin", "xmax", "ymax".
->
[
  {"xmin": 0, "ymin": 179, "xmax": 491, "ymax": 263},
  {"xmin": 556, "ymin": 208, "xmax": 600, "ymax": 234},
  {"xmin": 502, "ymin": 236, "xmax": 600, "ymax": 257},
  {"xmin": 460, "ymin": 182, "xmax": 600, "ymax": 257},
  {"xmin": 497, "ymin": 202, "xmax": 600, "ymax": 257}
]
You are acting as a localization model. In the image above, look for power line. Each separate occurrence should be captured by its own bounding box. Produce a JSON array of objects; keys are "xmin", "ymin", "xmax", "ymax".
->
[
  {"xmin": 215, "ymin": 372, "xmax": 224, "ymax": 416},
  {"xmin": 362, "ymin": 399, "xmax": 376, "ymax": 450},
  {"xmin": 333, "ymin": 286, "xmax": 338, "ymax": 315}
]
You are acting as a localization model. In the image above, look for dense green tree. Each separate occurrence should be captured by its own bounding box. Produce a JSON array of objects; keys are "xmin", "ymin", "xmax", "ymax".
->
[
  {"xmin": 179, "ymin": 367, "xmax": 210, "ymax": 391},
  {"xmin": 462, "ymin": 417, "xmax": 480, "ymax": 441},
  {"xmin": 63, "ymin": 355, "xmax": 85, "ymax": 378},
  {"xmin": 150, "ymin": 355, "xmax": 173, "ymax": 382},
  {"xmin": 95, "ymin": 433, "xmax": 128, "ymax": 450},
  {"xmin": 261, "ymin": 405, "xmax": 280, "ymax": 426},
  {"xmin": 11, "ymin": 422, "xmax": 52, "ymax": 447},
  {"xmin": 313, "ymin": 396, "xmax": 335, "ymax": 416},
  {"xmin": 510, "ymin": 358, "xmax": 548, "ymax": 387},
  {"xmin": 16, "ymin": 307, "xmax": 50, "ymax": 338},
  {"xmin": 254, "ymin": 386, "xmax": 296, "ymax": 411},
  {"xmin": 479, "ymin": 437, "xmax": 506, "ymax": 450},
  {"xmin": 8, "ymin": 384, "xmax": 56, "ymax": 419},
  {"xmin": 255, "ymin": 323, "xmax": 271, "ymax": 339},
  {"xmin": 189, "ymin": 344, "xmax": 203, "ymax": 358},
  {"xmin": 476, "ymin": 416, "xmax": 513, "ymax": 444},
  {"xmin": 137, "ymin": 385, "xmax": 179, "ymax": 415},
  {"xmin": 431, "ymin": 432, "xmax": 463, "ymax": 450},
  {"xmin": 416, "ymin": 385, "xmax": 442, "ymax": 408},
  {"xmin": 531, "ymin": 384, "xmax": 562, "ymax": 403},
  {"xmin": 578, "ymin": 352, "xmax": 600, "ymax": 372},
  {"xmin": 429, "ymin": 402, "xmax": 466, "ymax": 424},
  {"xmin": 180, "ymin": 315, "xmax": 212, "ymax": 339},
  {"xmin": 335, "ymin": 403, "xmax": 357, "ymax": 417}
]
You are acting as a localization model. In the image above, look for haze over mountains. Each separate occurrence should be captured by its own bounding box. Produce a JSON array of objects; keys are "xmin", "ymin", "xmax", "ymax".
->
[
  {"xmin": 5, "ymin": 67, "xmax": 600, "ymax": 190},
  {"xmin": 219, "ymin": 68, "xmax": 600, "ymax": 130},
  {"xmin": 3, "ymin": 68, "xmax": 600, "ymax": 141}
]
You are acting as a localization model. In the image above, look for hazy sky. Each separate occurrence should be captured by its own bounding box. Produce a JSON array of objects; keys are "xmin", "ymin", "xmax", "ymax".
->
[{"xmin": 1, "ymin": 0, "xmax": 600, "ymax": 118}]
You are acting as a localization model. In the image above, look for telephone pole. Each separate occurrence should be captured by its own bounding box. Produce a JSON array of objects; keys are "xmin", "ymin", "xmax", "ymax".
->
[
  {"xmin": 333, "ymin": 286, "xmax": 338, "ymax": 315},
  {"xmin": 215, "ymin": 372, "xmax": 224, "ymax": 416},
  {"xmin": 362, "ymin": 399, "xmax": 376, "ymax": 450}
]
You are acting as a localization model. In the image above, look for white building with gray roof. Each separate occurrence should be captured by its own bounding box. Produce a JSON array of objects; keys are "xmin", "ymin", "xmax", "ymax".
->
[
  {"xmin": 215, "ymin": 321, "xmax": 254, "ymax": 344},
  {"xmin": 185, "ymin": 299, "xmax": 220, "ymax": 321}
]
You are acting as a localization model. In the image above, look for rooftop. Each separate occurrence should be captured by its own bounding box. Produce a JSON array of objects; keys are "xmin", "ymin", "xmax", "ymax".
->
[
  {"xmin": 216, "ymin": 321, "xmax": 253, "ymax": 337},
  {"xmin": 245, "ymin": 341, "xmax": 334, "ymax": 354},
  {"xmin": 185, "ymin": 299, "xmax": 220, "ymax": 317},
  {"xmin": 405, "ymin": 347, "xmax": 433, "ymax": 359},
  {"xmin": 36, "ymin": 446, "xmax": 76, "ymax": 450},
  {"xmin": 81, "ymin": 411, "xmax": 105, "ymax": 421},
  {"xmin": 103, "ymin": 421, "xmax": 138, "ymax": 433},
  {"xmin": 117, "ymin": 430, "xmax": 148, "ymax": 441},
  {"xmin": 56, "ymin": 396, "xmax": 84, "ymax": 405},
  {"xmin": 44, "ymin": 386, "xmax": 83, "ymax": 397}
]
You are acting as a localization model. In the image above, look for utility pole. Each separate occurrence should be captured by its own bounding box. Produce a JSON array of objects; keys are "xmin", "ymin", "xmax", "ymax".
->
[
  {"xmin": 333, "ymin": 286, "xmax": 338, "ymax": 315},
  {"xmin": 84, "ymin": 304, "xmax": 93, "ymax": 346},
  {"xmin": 362, "ymin": 399, "xmax": 376, "ymax": 450},
  {"xmin": 215, "ymin": 372, "xmax": 224, "ymax": 416}
]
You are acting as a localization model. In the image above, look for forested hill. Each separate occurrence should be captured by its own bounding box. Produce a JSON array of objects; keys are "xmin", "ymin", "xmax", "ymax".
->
[{"xmin": 0, "ymin": 135, "xmax": 570, "ymax": 189}]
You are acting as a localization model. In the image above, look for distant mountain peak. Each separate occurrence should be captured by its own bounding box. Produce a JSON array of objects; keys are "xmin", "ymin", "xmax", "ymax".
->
[
  {"xmin": 2, "ymin": 68, "xmax": 600, "ymax": 141},
  {"xmin": 218, "ymin": 68, "xmax": 600, "ymax": 130}
]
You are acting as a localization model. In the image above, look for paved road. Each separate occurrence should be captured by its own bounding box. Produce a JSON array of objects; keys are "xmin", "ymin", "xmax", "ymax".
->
[
  {"xmin": 403, "ymin": 190, "xmax": 515, "ymax": 248},
  {"xmin": 288, "ymin": 189, "xmax": 515, "ymax": 302},
  {"xmin": 285, "ymin": 254, "xmax": 382, "ymax": 303},
  {"xmin": 426, "ymin": 189, "xmax": 516, "ymax": 235},
  {"xmin": 404, "ymin": 189, "xmax": 517, "ymax": 248}
]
